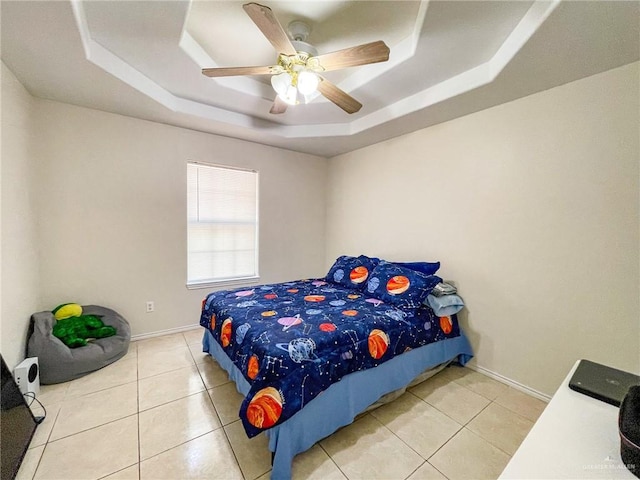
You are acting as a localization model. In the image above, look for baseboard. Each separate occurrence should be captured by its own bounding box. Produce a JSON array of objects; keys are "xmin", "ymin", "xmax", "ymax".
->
[
  {"xmin": 467, "ymin": 364, "xmax": 552, "ymax": 403},
  {"xmin": 130, "ymin": 324, "xmax": 201, "ymax": 342}
]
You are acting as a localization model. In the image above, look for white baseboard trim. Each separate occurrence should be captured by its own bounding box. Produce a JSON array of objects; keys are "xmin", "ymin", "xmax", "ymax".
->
[
  {"xmin": 467, "ymin": 364, "xmax": 552, "ymax": 403},
  {"xmin": 131, "ymin": 324, "xmax": 201, "ymax": 342}
]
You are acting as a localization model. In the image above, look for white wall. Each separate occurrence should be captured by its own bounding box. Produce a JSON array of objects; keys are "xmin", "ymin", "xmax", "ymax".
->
[
  {"xmin": 326, "ymin": 62, "xmax": 640, "ymax": 396},
  {"xmin": 1, "ymin": 63, "xmax": 42, "ymax": 368},
  {"xmin": 31, "ymin": 100, "xmax": 327, "ymax": 337}
]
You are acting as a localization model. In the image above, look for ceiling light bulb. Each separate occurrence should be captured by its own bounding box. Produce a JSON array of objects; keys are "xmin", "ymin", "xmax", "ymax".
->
[
  {"xmin": 271, "ymin": 72, "xmax": 292, "ymax": 96},
  {"xmin": 297, "ymin": 70, "xmax": 319, "ymax": 95},
  {"xmin": 281, "ymin": 85, "xmax": 298, "ymax": 105}
]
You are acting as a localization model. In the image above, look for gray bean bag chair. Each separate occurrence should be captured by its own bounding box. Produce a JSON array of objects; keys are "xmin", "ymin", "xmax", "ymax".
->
[{"xmin": 27, "ymin": 305, "xmax": 131, "ymax": 384}]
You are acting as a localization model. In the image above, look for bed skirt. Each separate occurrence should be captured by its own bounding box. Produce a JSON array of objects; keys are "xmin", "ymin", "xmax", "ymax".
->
[{"xmin": 203, "ymin": 329, "xmax": 473, "ymax": 479}]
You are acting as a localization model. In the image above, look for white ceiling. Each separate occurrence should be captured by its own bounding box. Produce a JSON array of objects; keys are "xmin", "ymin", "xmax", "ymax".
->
[{"xmin": 1, "ymin": 1, "xmax": 638, "ymax": 157}]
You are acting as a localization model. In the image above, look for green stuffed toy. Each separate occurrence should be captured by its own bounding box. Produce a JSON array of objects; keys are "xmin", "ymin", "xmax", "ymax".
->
[{"xmin": 52, "ymin": 303, "xmax": 117, "ymax": 348}]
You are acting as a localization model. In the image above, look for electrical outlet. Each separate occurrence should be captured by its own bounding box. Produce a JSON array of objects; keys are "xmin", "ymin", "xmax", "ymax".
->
[{"xmin": 146, "ymin": 301, "xmax": 155, "ymax": 313}]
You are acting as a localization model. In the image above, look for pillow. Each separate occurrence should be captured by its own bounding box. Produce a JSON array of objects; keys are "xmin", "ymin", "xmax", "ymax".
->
[
  {"xmin": 365, "ymin": 260, "xmax": 441, "ymax": 310},
  {"xmin": 326, "ymin": 255, "xmax": 378, "ymax": 290},
  {"xmin": 395, "ymin": 261, "xmax": 440, "ymax": 276},
  {"xmin": 358, "ymin": 255, "xmax": 381, "ymax": 269},
  {"xmin": 358, "ymin": 256, "xmax": 440, "ymax": 275}
]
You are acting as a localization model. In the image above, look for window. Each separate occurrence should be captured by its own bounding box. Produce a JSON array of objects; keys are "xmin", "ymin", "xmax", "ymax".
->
[{"xmin": 187, "ymin": 162, "xmax": 259, "ymax": 286}]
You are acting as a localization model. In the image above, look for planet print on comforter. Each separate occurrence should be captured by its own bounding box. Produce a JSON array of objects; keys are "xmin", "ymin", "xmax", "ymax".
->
[{"xmin": 200, "ymin": 278, "xmax": 459, "ymax": 437}]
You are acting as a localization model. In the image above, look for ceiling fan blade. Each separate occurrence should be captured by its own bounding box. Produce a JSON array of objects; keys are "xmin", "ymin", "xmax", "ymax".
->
[
  {"xmin": 202, "ymin": 65, "xmax": 278, "ymax": 78},
  {"xmin": 243, "ymin": 3, "xmax": 297, "ymax": 56},
  {"xmin": 269, "ymin": 96, "xmax": 288, "ymax": 114},
  {"xmin": 317, "ymin": 78, "xmax": 362, "ymax": 114},
  {"xmin": 314, "ymin": 40, "xmax": 390, "ymax": 72}
]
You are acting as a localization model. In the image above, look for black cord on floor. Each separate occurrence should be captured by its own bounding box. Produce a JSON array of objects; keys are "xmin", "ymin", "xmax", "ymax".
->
[{"xmin": 23, "ymin": 392, "xmax": 47, "ymax": 424}]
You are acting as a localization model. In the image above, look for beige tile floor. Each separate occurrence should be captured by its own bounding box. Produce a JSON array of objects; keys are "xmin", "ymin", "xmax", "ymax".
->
[{"xmin": 18, "ymin": 329, "xmax": 547, "ymax": 480}]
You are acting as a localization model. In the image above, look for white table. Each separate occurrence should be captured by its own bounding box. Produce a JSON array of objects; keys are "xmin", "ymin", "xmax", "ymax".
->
[{"xmin": 500, "ymin": 360, "xmax": 636, "ymax": 479}]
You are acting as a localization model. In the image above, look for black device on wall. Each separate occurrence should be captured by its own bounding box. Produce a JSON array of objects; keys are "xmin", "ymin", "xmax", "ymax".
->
[{"xmin": 1, "ymin": 354, "xmax": 38, "ymax": 480}]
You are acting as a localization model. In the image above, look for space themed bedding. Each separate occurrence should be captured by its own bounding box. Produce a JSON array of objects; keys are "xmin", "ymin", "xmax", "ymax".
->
[
  {"xmin": 199, "ymin": 276, "xmax": 462, "ymax": 439},
  {"xmin": 201, "ymin": 325, "xmax": 472, "ymax": 480}
]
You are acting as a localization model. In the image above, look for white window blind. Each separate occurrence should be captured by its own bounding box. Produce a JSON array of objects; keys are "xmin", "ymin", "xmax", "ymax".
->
[{"xmin": 187, "ymin": 163, "xmax": 258, "ymax": 285}]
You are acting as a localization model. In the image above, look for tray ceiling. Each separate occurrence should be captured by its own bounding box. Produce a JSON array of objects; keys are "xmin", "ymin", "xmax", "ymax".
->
[{"xmin": 1, "ymin": 1, "xmax": 638, "ymax": 157}]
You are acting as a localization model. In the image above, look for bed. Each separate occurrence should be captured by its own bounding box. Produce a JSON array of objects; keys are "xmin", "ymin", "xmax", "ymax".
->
[{"xmin": 199, "ymin": 255, "xmax": 473, "ymax": 479}]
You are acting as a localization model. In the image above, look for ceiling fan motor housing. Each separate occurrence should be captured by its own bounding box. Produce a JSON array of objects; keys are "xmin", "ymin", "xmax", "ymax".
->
[{"xmin": 291, "ymin": 40, "xmax": 318, "ymax": 59}]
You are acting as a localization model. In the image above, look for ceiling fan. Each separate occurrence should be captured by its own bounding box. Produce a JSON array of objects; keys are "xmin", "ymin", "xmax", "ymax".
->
[{"xmin": 201, "ymin": 2, "xmax": 390, "ymax": 115}]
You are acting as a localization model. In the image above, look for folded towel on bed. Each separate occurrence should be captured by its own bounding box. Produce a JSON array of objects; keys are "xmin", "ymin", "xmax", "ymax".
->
[
  {"xmin": 426, "ymin": 294, "xmax": 464, "ymax": 316},
  {"xmin": 431, "ymin": 282, "xmax": 457, "ymax": 296}
]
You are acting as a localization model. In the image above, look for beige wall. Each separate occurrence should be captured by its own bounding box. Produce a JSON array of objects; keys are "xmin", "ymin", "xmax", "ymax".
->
[
  {"xmin": 29, "ymin": 100, "xmax": 327, "ymax": 338},
  {"xmin": 1, "ymin": 63, "xmax": 42, "ymax": 368},
  {"xmin": 326, "ymin": 62, "xmax": 640, "ymax": 396}
]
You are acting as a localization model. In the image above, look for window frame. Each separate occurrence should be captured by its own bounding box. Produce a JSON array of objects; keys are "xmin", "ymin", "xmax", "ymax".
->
[{"xmin": 186, "ymin": 161, "xmax": 260, "ymax": 290}]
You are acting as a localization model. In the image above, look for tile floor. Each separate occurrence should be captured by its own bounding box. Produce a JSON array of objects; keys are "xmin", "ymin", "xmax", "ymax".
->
[{"xmin": 17, "ymin": 329, "xmax": 548, "ymax": 480}]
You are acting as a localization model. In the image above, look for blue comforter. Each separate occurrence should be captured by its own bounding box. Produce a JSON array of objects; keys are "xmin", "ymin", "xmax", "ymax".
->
[{"xmin": 200, "ymin": 279, "xmax": 460, "ymax": 437}]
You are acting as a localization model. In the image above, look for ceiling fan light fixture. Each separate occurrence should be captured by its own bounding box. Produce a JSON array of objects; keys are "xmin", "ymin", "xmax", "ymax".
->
[
  {"xmin": 271, "ymin": 72, "xmax": 292, "ymax": 96},
  {"xmin": 297, "ymin": 70, "xmax": 319, "ymax": 95},
  {"xmin": 280, "ymin": 85, "xmax": 298, "ymax": 105}
]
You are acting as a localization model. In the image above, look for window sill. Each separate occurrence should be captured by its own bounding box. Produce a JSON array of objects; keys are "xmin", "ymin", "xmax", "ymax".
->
[{"xmin": 186, "ymin": 276, "xmax": 260, "ymax": 290}]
